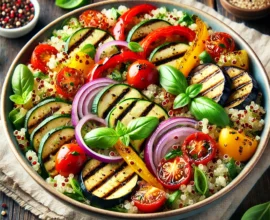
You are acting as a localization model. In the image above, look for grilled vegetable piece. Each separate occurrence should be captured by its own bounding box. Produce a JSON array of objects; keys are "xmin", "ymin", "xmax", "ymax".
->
[
  {"xmin": 107, "ymin": 98, "xmax": 168, "ymax": 152},
  {"xmin": 149, "ymin": 42, "xmax": 189, "ymax": 68},
  {"xmin": 25, "ymin": 98, "xmax": 71, "ymax": 136},
  {"xmin": 66, "ymin": 28, "xmax": 118, "ymax": 58},
  {"xmin": 126, "ymin": 19, "xmax": 171, "ymax": 42},
  {"xmin": 38, "ymin": 126, "xmax": 75, "ymax": 178},
  {"xmin": 80, "ymin": 159, "xmax": 138, "ymax": 208},
  {"xmin": 188, "ymin": 64, "xmax": 231, "ymax": 106},
  {"xmin": 223, "ymin": 66, "xmax": 258, "ymax": 109},
  {"xmin": 92, "ymin": 84, "xmax": 145, "ymax": 118},
  {"xmin": 30, "ymin": 114, "xmax": 72, "ymax": 152}
]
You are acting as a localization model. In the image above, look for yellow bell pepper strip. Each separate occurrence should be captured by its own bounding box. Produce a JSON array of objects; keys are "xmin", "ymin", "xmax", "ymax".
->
[
  {"xmin": 176, "ymin": 17, "xmax": 209, "ymax": 77},
  {"xmin": 114, "ymin": 140, "xmax": 164, "ymax": 190}
]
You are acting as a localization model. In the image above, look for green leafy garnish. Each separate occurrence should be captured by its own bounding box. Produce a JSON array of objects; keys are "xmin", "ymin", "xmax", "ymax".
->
[
  {"xmin": 226, "ymin": 158, "xmax": 238, "ymax": 180},
  {"xmin": 164, "ymin": 149, "xmax": 183, "ymax": 160},
  {"xmin": 8, "ymin": 107, "xmax": 27, "ymax": 129},
  {"xmin": 63, "ymin": 178, "xmax": 86, "ymax": 202},
  {"xmin": 241, "ymin": 201, "xmax": 270, "ymax": 220},
  {"xmin": 33, "ymin": 71, "xmax": 48, "ymax": 79},
  {"xmin": 80, "ymin": 44, "xmax": 96, "ymax": 59},
  {"xmin": 10, "ymin": 64, "xmax": 34, "ymax": 105},
  {"xmin": 179, "ymin": 12, "xmax": 194, "ymax": 26},
  {"xmin": 186, "ymin": 84, "xmax": 203, "ymax": 98},
  {"xmin": 128, "ymin": 42, "xmax": 144, "ymax": 52},
  {"xmin": 110, "ymin": 70, "xmax": 123, "ymax": 82},
  {"xmin": 111, "ymin": 7, "xmax": 120, "ymax": 20},
  {"xmin": 108, "ymin": 205, "xmax": 128, "ymax": 213},
  {"xmin": 166, "ymin": 190, "xmax": 181, "ymax": 208},
  {"xmin": 55, "ymin": 0, "xmax": 88, "ymax": 9},
  {"xmin": 173, "ymin": 93, "xmax": 190, "ymax": 109},
  {"xmin": 194, "ymin": 167, "xmax": 208, "ymax": 195}
]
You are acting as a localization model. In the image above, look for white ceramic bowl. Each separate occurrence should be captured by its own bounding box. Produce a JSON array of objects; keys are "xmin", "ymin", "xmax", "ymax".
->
[{"xmin": 0, "ymin": 0, "xmax": 40, "ymax": 38}]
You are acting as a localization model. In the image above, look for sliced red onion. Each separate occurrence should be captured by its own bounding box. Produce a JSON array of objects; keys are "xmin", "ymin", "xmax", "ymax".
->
[
  {"xmin": 72, "ymin": 78, "xmax": 115, "ymax": 126},
  {"xmin": 144, "ymin": 117, "xmax": 198, "ymax": 175},
  {"xmin": 95, "ymin": 40, "xmax": 128, "ymax": 63},
  {"xmin": 75, "ymin": 114, "xmax": 123, "ymax": 163},
  {"xmin": 154, "ymin": 127, "xmax": 198, "ymax": 168}
]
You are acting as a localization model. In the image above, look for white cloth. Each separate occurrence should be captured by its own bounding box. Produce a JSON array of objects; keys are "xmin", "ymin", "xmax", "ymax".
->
[{"xmin": 0, "ymin": 0, "xmax": 269, "ymax": 219}]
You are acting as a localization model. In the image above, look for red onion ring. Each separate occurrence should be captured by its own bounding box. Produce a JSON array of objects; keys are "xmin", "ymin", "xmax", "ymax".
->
[
  {"xmin": 95, "ymin": 40, "xmax": 128, "ymax": 63},
  {"xmin": 75, "ymin": 114, "xmax": 122, "ymax": 163},
  {"xmin": 144, "ymin": 117, "xmax": 198, "ymax": 175}
]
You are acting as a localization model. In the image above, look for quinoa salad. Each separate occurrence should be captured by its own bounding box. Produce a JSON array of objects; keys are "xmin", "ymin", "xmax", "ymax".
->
[{"xmin": 9, "ymin": 4, "xmax": 266, "ymax": 213}]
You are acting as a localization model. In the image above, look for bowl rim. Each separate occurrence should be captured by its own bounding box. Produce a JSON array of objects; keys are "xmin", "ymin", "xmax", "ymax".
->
[
  {"xmin": 0, "ymin": 0, "xmax": 40, "ymax": 33},
  {"xmin": 1, "ymin": 0, "xmax": 270, "ymax": 218},
  {"xmin": 220, "ymin": 0, "xmax": 270, "ymax": 12}
]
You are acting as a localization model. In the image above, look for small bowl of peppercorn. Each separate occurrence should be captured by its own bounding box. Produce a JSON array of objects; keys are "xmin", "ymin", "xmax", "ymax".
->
[
  {"xmin": 0, "ymin": 0, "xmax": 40, "ymax": 38},
  {"xmin": 220, "ymin": 0, "xmax": 270, "ymax": 20}
]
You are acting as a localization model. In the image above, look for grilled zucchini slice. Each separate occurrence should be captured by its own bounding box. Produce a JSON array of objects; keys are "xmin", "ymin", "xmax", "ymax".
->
[
  {"xmin": 30, "ymin": 114, "xmax": 71, "ymax": 152},
  {"xmin": 92, "ymin": 84, "xmax": 145, "ymax": 119},
  {"xmin": 223, "ymin": 66, "xmax": 258, "ymax": 109},
  {"xmin": 25, "ymin": 98, "xmax": 71, "ymax": 136},
  {"xmin": 188, "ymin": 64, "xmax": 231, "ymax": 106},
  {"xmin": 80, "ymin": 159, "xmax": 138, "ymax": 208},
  {"xmin": 38, "ymin": 126, "xmax": 75, "ymax": 178},
  {"xmin": 126, "ymin": 19, "xmax": 171, "ymax": 42},
  {"xmin": 107, "ymin": 98, "xmax": 168, "ymax": 152}
]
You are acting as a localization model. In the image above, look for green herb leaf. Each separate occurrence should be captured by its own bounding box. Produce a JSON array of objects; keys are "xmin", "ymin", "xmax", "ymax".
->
[
  {"xmin": 84, "ymin": 127, "xmax": 119, "ymax": 149},
  {"xmin": 199, "ymin": 51, "xmax": 213, "ymax": 63},
  {"xmin": 166, "ymin": 190, "xmax": 181, "ymax": 208},
  {"xmin": 119, "ymin": 135, "xmax": 130, "ymax": 146},
  {"xmin": 111, "ymin": 7, "xmax": 120, "ymax": 20},
  {"xmin": 128, "ymin": 42, "xmax": 144, "ymax": 52},
  {"xmin": 10, "ymin": 64, "xmax": 34, "ymax": 105},
  {"xmin": 33, "ymin": 71, "xmax": 48, "ymax": 79},
  {"xmin": 179, "ymin": 12, "xmax": 194, "ymax": 26},
  {"xmin": 190, "ymin": 96, "xmax": 230, "ymax": 127},
  {"xmin": 80, "ymin": 44, "xmax": 96, "ymax": 59},
  {"xmin": 159, "ymin": 65, "xmax": 188, "ymax": 95},
  {"xmin": 55, "ymin": 0, "xmax": 88, "ymax": 9},
  {"xmin": 108, "ymin": 205, "xmax": 128, "ymax": 213},
  {"xmin": 127, "ymin": 116, "xmax": 159, "ymax": 140},
  {"xmin": 111, "ymin": 70, "xmax": 123, "ymax": 82},
  {"xmin": 226, "ymin": 158, "xmax": 238, "ymax": 180},
  {"xmin": 241, "ymin": 201, "xmax": 270, "ymax": 220},
  {"xmin": 186, "ymin": 84, "xmax": 202, "ymax": 98},
  {"xmin": 194, "ymin": 167, "xmax": 208, "ymax": 195},
  {"xmin": 164, "ymin": 149, "xmax": 183, "ymax": 160},
  {"xmin": 115, "ymin": 120, "xmax": 127, "ymax": 136},
  {"xmin": 64, "ymin": 178, "xmax": 86, "ymax": 202},
  {"xmin": 173, "ymin": 93, "xmax": 191, "ymax": 109},
  {"xmin": 8, "ymin": 107, "xmax": 27, "ymax": 129}
]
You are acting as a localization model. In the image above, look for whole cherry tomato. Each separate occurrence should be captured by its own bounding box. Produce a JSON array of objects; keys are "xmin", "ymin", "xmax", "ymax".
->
[
  {"xmin": 55, "ymin": 143, "xmax": 87, "ymax": 177},
  {"xmin": 127, "ymin": 60, "xmax": 159, "ymax": 90}
]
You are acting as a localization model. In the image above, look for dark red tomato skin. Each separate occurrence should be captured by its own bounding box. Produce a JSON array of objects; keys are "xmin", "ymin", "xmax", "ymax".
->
[
  {"xmin": 127, "ymin": 60, "xmax": 159, "ymax": 90},
  {"xmin": 131, "ymin": 181, "xmax": 166, "ymax": 213},
  {"xmin": 205, "ymin": 32, "xmax": 235, "ymax": 61},
  {"xmin": 55, "ymin": 67, "xmax": 85, "ymax": 99},
  {"xmin": 55, "ymin": 144, "xmax": 87, "ymax": 177},
  {"xmin": 181, "ymin": 132, "xmax": 217, "ymax": 165},
  {"xmin": 79, "ymin": 10, "xmax": 109, "ymax": 30},
  {"xmin": 30, "ymin": 44, "xmax": 58, "ymax": 73},
  {"xmin": 157, "ymin": 156, "xmax": 191, "ymax": 190}
]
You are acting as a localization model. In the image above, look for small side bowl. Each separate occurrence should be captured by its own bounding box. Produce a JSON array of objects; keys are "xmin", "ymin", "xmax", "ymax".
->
[
  {"xmin": 0, "ymin": 0, "xmax": 40, "ymax": 38},
  {"xmin": 220, "ymin": 0, "xmax": 270, "ymax": 20}
]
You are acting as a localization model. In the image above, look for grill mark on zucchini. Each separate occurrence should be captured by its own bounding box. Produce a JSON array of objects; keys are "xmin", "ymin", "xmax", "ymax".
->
[
  {"xmin": 67, "ymin": 29, "xmax": 95, "ymax": 54},
  {"xmin": 115, "ymin": 100, "xmax": 137, "ymax": 122},
  {"xmin": 230, "ymin": 69, "xmax": 245, "ymax": 81},
  {"xmin": 196, "ymin": 69, "xmax": 221, "ymax": 84},
  {"xmin": 231, "ymin": 81, "xmax": 252, "ymax": 92},
  {"xmin": 86, "ymin": 163, "xmax": 126, "ymax": 192},
  {"xmin": 102, "ymin": 172, "xmax": 137, "ymax": 199},
  {"xmin": 201, "ymin": 79, "xmax": 224, "ymax": 95},
  {"xmin": 102, "ymin": 87, "xmax": 131, "ymax": 118},
  {"xmin": 153, "ymin": 52, "xmax": 187, "ymax": 66},
  {"xmin": 93, "ymin": 33, "xmax": 111, "ymax": 47},
  {"xmin": 139, "ymin": 102, "xmax": 155, "ymax": 117},
  {"xmin": 83, "ymin": 162, "xmax": 107, "ymax": 181}
]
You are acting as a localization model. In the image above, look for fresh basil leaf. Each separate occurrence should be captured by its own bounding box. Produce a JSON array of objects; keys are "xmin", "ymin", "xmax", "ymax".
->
[
  {"xmin": 226, "ymin": 158, "xmax": 238, "ymax": 180},
  {"xmin": 128, "ymin": 42, "xmax": 144, "ymax": 52},
  {"xmin": 84, "ymin": 127, "xmax": 119, "ymax": 149},
  {"xmin": 80, "ymin": 44, "xmax": 96, "ymax": 59},
  {"xmin": 159, "ymin": 65, "xmax": 188, "ymax": 95},
  {"xmin": 64, "ymin": 178, "xmax": 86, "ymax": 202},
  {"xmin": 115, "ymin": 120, "xmax": 127, "ymax": 136},
  {"xmin": 119, "ymin": 135, "xmax": 130, "ymax": 146},
  {"xmin": 166, "ymin": 190, "xmax": 181, "ymax": 208},
  {"xmin": 55, "ymin": 0, "xmax": 87, "ymax": 9},
  {"xmin": 33, "ymin": 71, "xmax": 48, "ymax": 79},
  {"xmin": 199, "ymin": 51, "xmax": 213, "ymax": 64},
  {"xmin": 165, "ymin": 149, "xmax": 183, "ymax": 160},
  {"xmin": 127, "ymin": 116, "xmax": 159, "ymax": 140},
  {"xmin": 173, "ymin": 93, "xmax": 191, "ymax": 109},
  {"xmin": 179, "ymin": 12, "xmax": 194, "ymax": 26},
  {"xmin": 194, "ymin": 167, "xmax": 208, "ymax": 195},
  {"xmin": 241, "ymin": 201, "xmax": 270, "ymax": 220},
  {"xmin": 190, "ymin": 96, "xmax": 230, "ymax": 127},
  {"xmin": 9, "ymin": 94, "xmax": 25, "ymax": 104},
  {"xmin": 111, "ymin": 7, "xmax": 120, "ymax": 20},
  {"xmin": 63, "ymin": 191, "xmax": 85, "ymax": 202},
  {"xmin": 186, "ymin": 84, "xmax": 202, "ymax": 98},
  {"xmin": 8, "ymin": 107, "xmax": 27, "ymax": 129}
]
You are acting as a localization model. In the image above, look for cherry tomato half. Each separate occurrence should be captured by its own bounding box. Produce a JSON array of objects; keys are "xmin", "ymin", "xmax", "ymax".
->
[
  {"xmin": 131, "ymin": 181, "xmax": 166, "ymax": 213},
  {"xmin": 127, "ymin": 60, "xmax": 159, "ymax": 90},
  {"xmin": 55, "ymin": 66, "xmax": 85, "ymax": 99},
  {"xmin": 79, "ymin": 10, "xmax": 109, "ymax": 30},
  {"xmin": 181, "ymin": 132, "xmax": 217, "ymax": 165},
  {"xmin": 30, "ymin": 44, "xmax": 58, "ymax": 73},
  {"xmin": 55, "ymin": 143, "xmax": 87, "ymax": 177},
  {"xmin": 205, "ymin": 32, "xmax": 235, "ymax": 61},
  {"xmin": 157, "ymin": 156, "xmax": 191, "ymax": 190}
]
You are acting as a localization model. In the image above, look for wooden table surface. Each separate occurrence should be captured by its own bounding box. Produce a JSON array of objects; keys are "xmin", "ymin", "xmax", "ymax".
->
[{"xmin": 0, "ymin": 0, "xmax": 269, "ymax": 219}]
